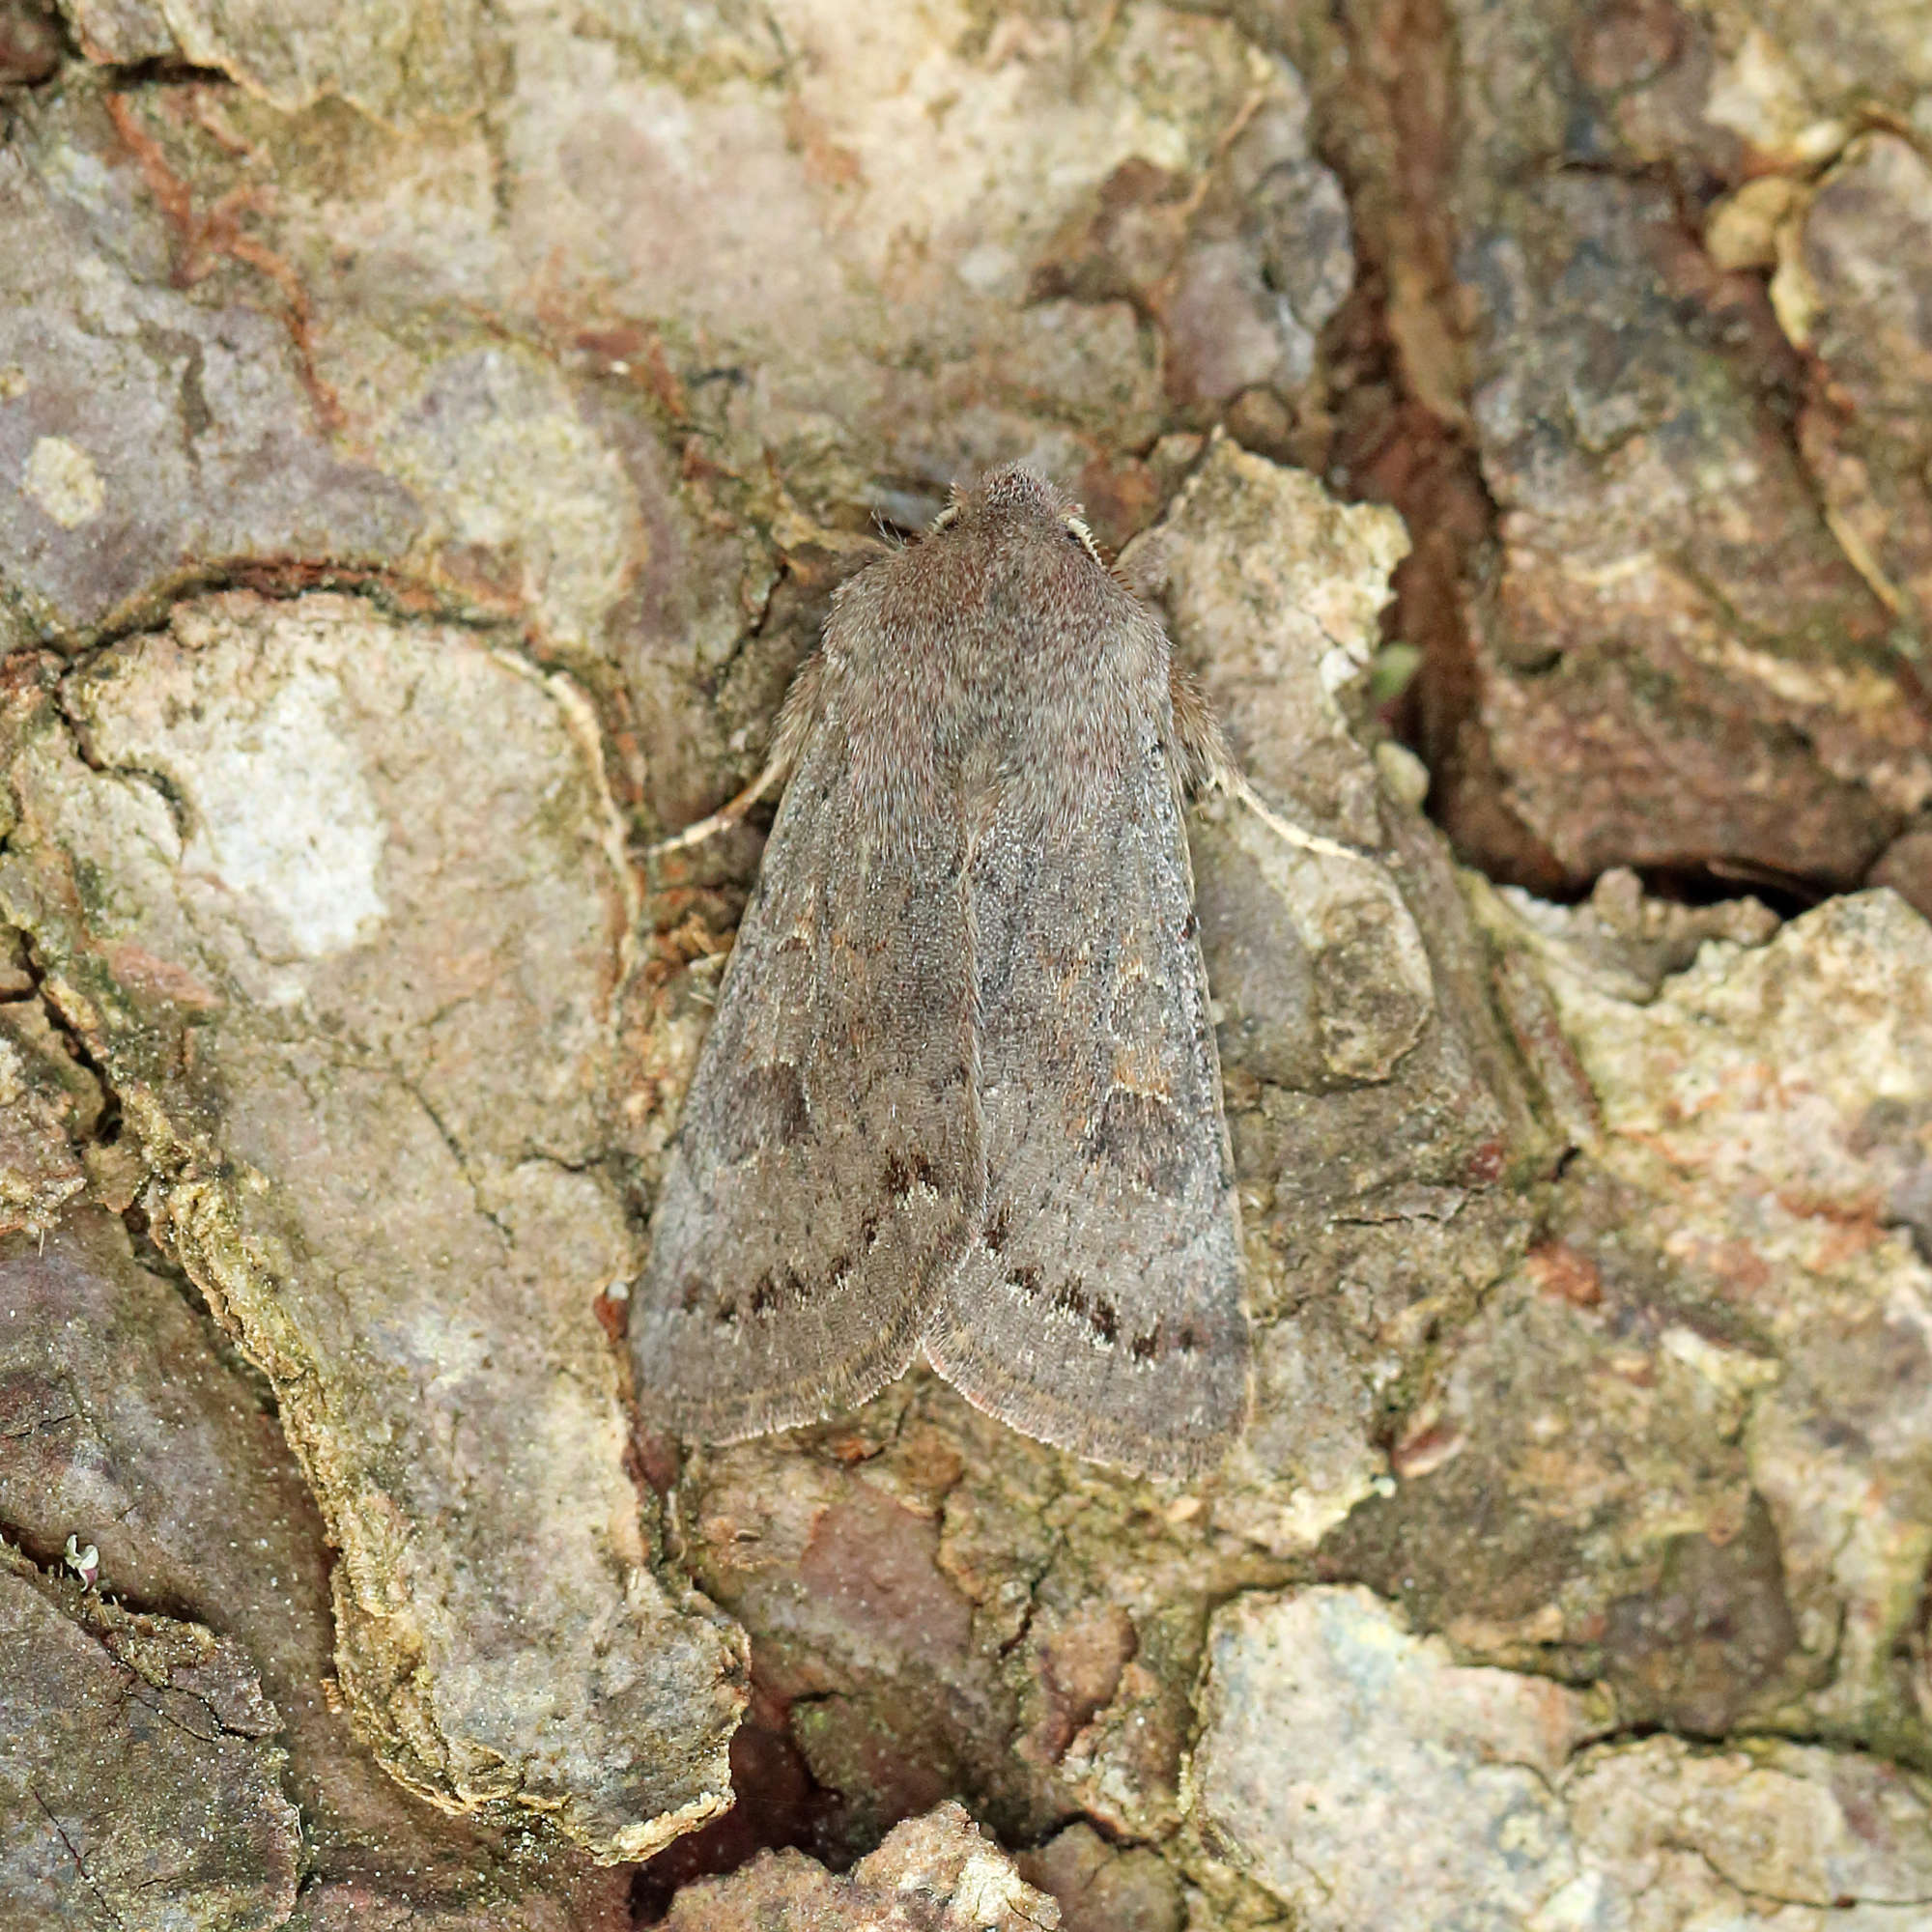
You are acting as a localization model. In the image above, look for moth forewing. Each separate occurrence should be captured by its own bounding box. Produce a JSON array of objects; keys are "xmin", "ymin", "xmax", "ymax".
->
[{"xmin": 635, "ymin": 465, "xmax": 1250, "ymax": 1474}]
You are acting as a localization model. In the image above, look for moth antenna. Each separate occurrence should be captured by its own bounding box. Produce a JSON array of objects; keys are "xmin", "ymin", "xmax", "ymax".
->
[{"xmin": 1064, "ymin": 512, "xmax": 1106, "ymax": 567}]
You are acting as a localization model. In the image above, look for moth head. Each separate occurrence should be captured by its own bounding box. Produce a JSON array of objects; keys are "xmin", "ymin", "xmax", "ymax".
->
[
  {"xmin": 929, "ymin": 466, "xmax": 1107, "ymax": 563},
  {"xmin": 941, "ymin": 463, "xmax": 1078, "ymax": 526}
]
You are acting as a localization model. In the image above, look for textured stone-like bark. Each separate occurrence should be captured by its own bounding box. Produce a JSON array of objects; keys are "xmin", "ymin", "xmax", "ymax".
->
[
  {"xmin": 0, "ymin": 1540, "xmax": 300, "ymax": 1930},
  {"xmin": 0, "ymin": 1210, "xmax": 634, "ymax": 1918},
  {"xmin": 2, "ymin": 0, "xmax": 1929, "ymax": 1922},
  {"xmin": 1194, "ymin": 1586, "xmax": 1932, "ymax": 1929},
  {"xmin": 0, "ymin": 597, "xmax": 744, "ymax": 1861},
  {"xmin": 1326, "ymin": 0, "xmax": 1932, "ymax": 895},
  {"xmin": 664, "ymin": 1802, "xmax": 1058, "ymax": 1932}
]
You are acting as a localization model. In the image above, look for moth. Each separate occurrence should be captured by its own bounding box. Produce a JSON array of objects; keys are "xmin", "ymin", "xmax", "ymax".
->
[{"xmin": 634, "ymin": 466, "xmax": 1259, "ymax": 1478}]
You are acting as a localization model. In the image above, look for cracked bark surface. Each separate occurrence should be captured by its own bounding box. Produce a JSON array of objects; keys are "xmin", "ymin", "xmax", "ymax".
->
[
  {"xmin": 2, "ymin": 597, "xmax": 745, "ymax": 1867},
  {"xmin": 0, "ymin": 1537, "xmax": 300, "ymax": 1930},
  {"xmin": 0, "ymin": 1, "xmax": 1928, "ymax": 1927},
  {"xmin": 1193, "ymin": 1586, "xmax": 1932, "ymax": 1928},
  {"xmin": 1424, "ymin": 0, "xmax": 1932, "ymax": 899}
]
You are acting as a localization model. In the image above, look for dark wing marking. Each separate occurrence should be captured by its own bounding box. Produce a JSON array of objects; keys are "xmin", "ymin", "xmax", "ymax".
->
[
  {"xmin": 633, "ymin": 711, "xmax": 980, "ymax": 1441},
  {"xmin": 923, "ymin": 727, "xmax": 1248, "ymax": 1479}
]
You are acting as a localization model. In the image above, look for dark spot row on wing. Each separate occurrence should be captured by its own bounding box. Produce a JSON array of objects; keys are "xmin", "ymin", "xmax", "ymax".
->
[
  {"xmin": 677, "ymin": 1155, "xmax": 923, "ymax": 1329},
  {"xmin": 994, "ymin": 1249, "xmax": 1203, "ymax": 1363},
  {"xmin": 1131, "ymin": 1319, "xmax": 1204, "ymax": 1361},
  {"xmin": 704, "ymin": 1249, "xmax": 857, "ymax": 1328}
]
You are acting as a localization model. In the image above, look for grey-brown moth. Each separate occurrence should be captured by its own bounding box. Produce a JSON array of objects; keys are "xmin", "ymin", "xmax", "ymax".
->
[{"xmin": 633, "ymin": 465, "xmax": 1252, "ymax": 1478}]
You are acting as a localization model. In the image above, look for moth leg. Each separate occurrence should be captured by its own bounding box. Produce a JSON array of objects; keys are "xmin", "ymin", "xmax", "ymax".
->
[
  {"xmin": 1168, "ymin": 662, "xmax": 1366, "ymax": 866},
  {"xmin": 1167, "ymin": 660, "xmax": 1236, "ymax": 793},
  {"xmin": 1225, "ymin": 776, "xmax": 1362, "ymax": 864},
  {"xmin": 647, "ymin": 651, "xmax": 828, "ymax": 857},
  {"xmin": 646, "ymin": 764, "xmax": 781, "ymax": 856}
]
